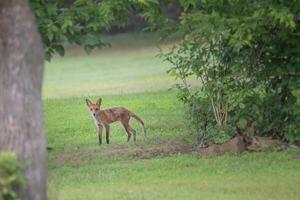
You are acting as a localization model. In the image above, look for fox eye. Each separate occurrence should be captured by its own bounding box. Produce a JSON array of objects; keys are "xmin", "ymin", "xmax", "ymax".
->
[
  {"xmin": 95, "ymin": 108, "xmax": 99, "ymax": 111},
  {"xmin": 90, "ymin": 108, "xmax": 92, "ymax": 111}
]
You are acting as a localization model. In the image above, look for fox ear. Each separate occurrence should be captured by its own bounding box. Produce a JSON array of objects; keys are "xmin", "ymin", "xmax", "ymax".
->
[
  {"xmin": 96, "ymin": 98, "xmax": 102, "ymax": 107},
  {"xmin": 86, "ymin": 99, "xmax": 92, "ymax": 107}
]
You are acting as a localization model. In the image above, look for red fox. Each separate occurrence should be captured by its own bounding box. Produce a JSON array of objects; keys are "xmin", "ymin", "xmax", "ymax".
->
[{"xmin": 86, "ymin": 98, "xmax": 147, "ymax": 144}]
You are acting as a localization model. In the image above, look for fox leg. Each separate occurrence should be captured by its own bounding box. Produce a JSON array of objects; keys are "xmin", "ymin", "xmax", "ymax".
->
[
  {"xmin": 121, "ymin": 121, "xmax": 132, "ymax": 142},
  {"xmin": 128, "ymin": 116, "xmax": 137, "ymax": 141},
  {"xmin": 125, "ymin": 126, "xmax": 132, "ymax": 142},
  {"xmin": 105, "ymin": 124, "xmax": 110, "ymax": 144},
  {"xmin": 129, "ymin": 125, "xmax": 137, "ymax": 142},
  {"xmin": 121, "ymin": 119, "xmax": 137, "ymax": 142},
  {"xmin": 98, "ymin": 125, "xmax": 103, "ymax": 145}
]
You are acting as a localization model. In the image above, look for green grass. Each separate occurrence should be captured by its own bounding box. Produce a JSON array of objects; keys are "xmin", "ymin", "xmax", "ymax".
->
[
  {"xmin": 44, "ymin": 91, "xmax": 189, "ymax": 151},
  {"xmin": 43, "ymin": 32, "xmax": 178, "ymax": 99},
  {"xmin": 44, "ymin": 33, "xmax": 300, "ymax": 200},
  {"xmin": 48, "ymin": 151, "xmax": 300, "ymax": 200}
]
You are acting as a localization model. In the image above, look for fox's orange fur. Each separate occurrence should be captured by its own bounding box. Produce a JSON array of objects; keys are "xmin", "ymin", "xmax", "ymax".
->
[{"xmin": 86, "ymin": 98, "xmax": 147, "ymax": 144}]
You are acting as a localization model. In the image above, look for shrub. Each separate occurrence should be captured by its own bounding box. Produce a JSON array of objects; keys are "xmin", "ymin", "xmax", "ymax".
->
[
  {"xmin": 161, "ymin": 0, "xmax": 300, "ymax": 144},
  {"xmin": 0, "ymin": 152, "xmax": 26, "ymax": 200}
]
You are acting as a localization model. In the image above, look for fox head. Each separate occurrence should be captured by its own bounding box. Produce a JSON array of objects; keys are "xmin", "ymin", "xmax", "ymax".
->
[{"xmin": 86, "ymin": 98, "xmax": 102, "ymax": 117}]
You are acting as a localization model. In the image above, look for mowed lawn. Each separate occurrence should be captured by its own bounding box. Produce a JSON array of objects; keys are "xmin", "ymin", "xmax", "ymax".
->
[
  {"xmin": 43, "ymin": 33, "xmax": 176, "ymax": 99},
  {"xmin": 44, "ymin": 33, "xmax": 300, "ymax": 200}
]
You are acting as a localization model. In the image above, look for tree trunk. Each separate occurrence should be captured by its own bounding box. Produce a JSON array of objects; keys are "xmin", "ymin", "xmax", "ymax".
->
[{"xmin": 0, "ymin": 1, "xmax": 46, "ymax": 200}]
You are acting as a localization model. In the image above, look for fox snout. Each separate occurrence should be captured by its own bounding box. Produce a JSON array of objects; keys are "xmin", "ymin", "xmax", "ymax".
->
[{"xmin": 86, "ymin": 98, "xmax": 101, "ymax": 118}]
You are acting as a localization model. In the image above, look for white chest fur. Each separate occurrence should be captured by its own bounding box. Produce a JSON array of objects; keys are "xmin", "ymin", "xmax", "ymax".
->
[{"xmin": 91, "ymin": 113, "xmax": 101, "ymax": 129}]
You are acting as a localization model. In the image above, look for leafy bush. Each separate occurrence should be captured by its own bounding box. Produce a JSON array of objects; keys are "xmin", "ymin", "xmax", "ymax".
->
[
  {"xmin": 159, "ymin": 0, "xmax": 300, "ymax": 144},
  {"xmin": 0, "ymin": 152, "xmax": 26, "ymax": 200},
  {"xmin": 184, "ymin": 96, "xmax": 212, "ymax": 144},
  {"xmin": 164, "ymin": 32, "xmax": 243, "ymax": 145}
]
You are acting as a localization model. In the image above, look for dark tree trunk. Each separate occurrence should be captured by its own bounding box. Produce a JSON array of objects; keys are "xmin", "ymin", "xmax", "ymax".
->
[{"xmin": 0, "ymin": 1, "xmax": 46, "ymax": 200}]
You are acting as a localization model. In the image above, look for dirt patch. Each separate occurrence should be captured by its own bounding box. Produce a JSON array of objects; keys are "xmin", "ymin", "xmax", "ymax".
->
[
  {"xmin": 131, "ymin": 141, "xmax": 194, "ymax": 159},
  {"xmin": 49, "ymin": 136, "xmax": 295, "ymax": 166},
  {"xmin": 295, "ymin": 140, "xmax": 300, "ymax": 147},
  {"xmin": 294, "ymin": 156, "xmax": 300, "ymax": 160},
  {"xmin": 49, "ymin": 141, "xmax": 195, "ymax": 166}
]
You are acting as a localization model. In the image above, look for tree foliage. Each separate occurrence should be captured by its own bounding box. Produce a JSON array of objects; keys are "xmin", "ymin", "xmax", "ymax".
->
[{"xmin": 30, "ymin": 0, "xmax": 161, "ymax": 60}]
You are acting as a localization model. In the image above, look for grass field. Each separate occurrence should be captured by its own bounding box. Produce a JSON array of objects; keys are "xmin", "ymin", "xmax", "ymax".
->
[
  {"xmin": 43, "ymin": 33, "xmax": 176, "ymax": 99},
  {"xmin": 44, "ymin": 33, "xmax": 300, "ymax": 200}
]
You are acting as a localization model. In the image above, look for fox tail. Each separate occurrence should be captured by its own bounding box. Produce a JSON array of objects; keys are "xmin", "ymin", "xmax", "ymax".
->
[{"xmin": 131, "ymin": 113, "xmax": 147, "ymax": 142}]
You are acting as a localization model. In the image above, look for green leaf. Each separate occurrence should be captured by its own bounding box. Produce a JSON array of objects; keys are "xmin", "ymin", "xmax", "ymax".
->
[
  {"xmin": 55, "ymin": 45, "xmax": 65, "ymax": 56},
  {"xmin": 238, "ymin": 118, "xmax": 248, "ymax": 129}
]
